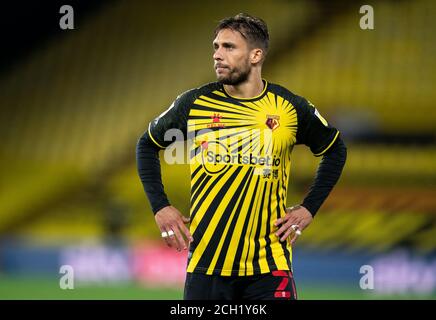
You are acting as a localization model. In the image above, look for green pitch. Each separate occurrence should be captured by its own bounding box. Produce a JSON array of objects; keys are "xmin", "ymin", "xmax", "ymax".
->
[
  {"xmin": 0, "ymin": 276, "xmax": 434, "ymax": 300},
  {"xmin": 0, "ymin": 276, "xmax": 183, "ymax": 300}
]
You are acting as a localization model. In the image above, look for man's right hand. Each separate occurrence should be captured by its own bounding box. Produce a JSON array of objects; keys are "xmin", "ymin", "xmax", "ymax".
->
[{"xmin": 155, "ymin": 206, "xmax": 193, "ymax": 251}]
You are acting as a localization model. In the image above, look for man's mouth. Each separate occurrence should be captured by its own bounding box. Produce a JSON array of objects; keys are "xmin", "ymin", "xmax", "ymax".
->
[{"xmin": 215, "ymin": 64, "xmax": 229, "ymax": 71}]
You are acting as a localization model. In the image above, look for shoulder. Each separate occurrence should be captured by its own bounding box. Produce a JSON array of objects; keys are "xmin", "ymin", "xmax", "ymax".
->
[
  {"xmin": 195, "ymin": 81, "xmax": 222, "ymax": 96},
  {"xmin": 267, "ymin": 82, "xmax": 309, "ymax": 108},
  {"xmin": 176, "ymin": 82, "xmax": 221, "ymax": 104}
]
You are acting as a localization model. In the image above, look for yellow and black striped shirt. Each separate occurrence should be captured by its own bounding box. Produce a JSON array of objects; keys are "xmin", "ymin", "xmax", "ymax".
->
[{"xmin": 147, "ymin": 80, "xmax": 339, "ymax": 276}]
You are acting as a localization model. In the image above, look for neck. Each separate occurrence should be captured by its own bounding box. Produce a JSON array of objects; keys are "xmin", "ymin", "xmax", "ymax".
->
[{"xmin": 223, "ymin": 70, "xmax": 264, "ymax": 99}]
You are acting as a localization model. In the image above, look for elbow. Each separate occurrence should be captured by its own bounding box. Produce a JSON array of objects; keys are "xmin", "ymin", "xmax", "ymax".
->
[
  {"xmin": 136, "ymin": 133, "xmax": 147, "ymax": 155},
  {"xmin": 337, "ymin": 137, "xmax": 347, "ymax": 168},
  {"xmin": 323, "ymin": 136, "xmax": 347, "ymax": 167},
  {"xmin": 136, "ymin": 131, "xmax": 161, "ymax": 158},
  {"xmin": 341, "ymin": 138, "xmax": 347, "ymax": 158},
  {"xmin": 339, "ymin": 136, "xmax": 347, "ymax": 153}
]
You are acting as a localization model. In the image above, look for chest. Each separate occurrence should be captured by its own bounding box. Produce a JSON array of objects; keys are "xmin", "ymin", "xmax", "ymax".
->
[{"xmin": 187, "ymin": 93, "xmax": 298, "ymax": 154}]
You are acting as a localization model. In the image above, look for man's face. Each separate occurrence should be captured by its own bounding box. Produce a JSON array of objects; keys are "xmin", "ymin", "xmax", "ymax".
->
[{"xmin": 213, "ymin": 28, "xmax": 252, "ymax": 85}]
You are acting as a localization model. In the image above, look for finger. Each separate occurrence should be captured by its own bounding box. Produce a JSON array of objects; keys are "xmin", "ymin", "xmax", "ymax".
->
[
  {"xmin": 172, "ymin": 226, "xmax": 187, "ymax": 251},
  {"xmin": 165, "ymin": 227, "xmax": 180, "ymax": 251},
  {"xmin": 275, "ymin": 210, "xmax": 301, "ymax": 227},
  {"xmin": 290, "ymin": 229, "xmax": 302, "ymax": 245},
  {"xmin": 275, "ymin": 212, "xmax": 292, "ymax": 226},
  {"xmin": 290, "ymin": 229, "xmax": 302, "ymax": 243},
  {"xmin": 274, "ymin": 217, "xmax": 283, "ymax": 226},
  {"xmin": 290, "ymin": 224, "xmax": 300, "ymax": 232},
  {"xmin": 165, "ymin": 238, "xmax": 172, "ymax": 247},
  {"xmin": 279, "ymin": 227, "xmax": 295, "ymax": 242},
  {"xmin": 286, "ymin": 216, "xmax": 302, "ymax": 231},
  {"xmin": 276, "ymin": 220, "xmax": 300, "ymax": 237},
  {"xmin": 169, "ymin": 228, "xmax": 184, "ymax": 251},
  {"xmin": 178, "ymin": 220, "xmax": 193, "ymax": 245},
  {"xmin": 290, "ymin": 233, "xmax": 299, "ymax": 245},
  {"xmin": 161, "ymin": 229, "xmax": 172, "ymax": 248},
  {"xmin": 275, "ymin": 211, "xmax": 291, "ymax": 226},
  {"xmin": 275, "ymin": 222, "xmax": 291, "ymax": 238},
  {"xmin": 164, "ymin": 238, "xmax": 171, "ymax": 247}
]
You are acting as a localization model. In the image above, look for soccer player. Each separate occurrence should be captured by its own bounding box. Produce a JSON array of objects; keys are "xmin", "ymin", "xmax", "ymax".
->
[{"xmin": 136, "ymin": 13, "xmax": 347, "ymax": 300}]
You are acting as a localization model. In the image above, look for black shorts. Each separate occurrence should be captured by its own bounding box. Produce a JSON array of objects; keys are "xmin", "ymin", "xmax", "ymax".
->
[{"xmin": 184, "ymin": 270, "xmax": 297, "ymax": 300}]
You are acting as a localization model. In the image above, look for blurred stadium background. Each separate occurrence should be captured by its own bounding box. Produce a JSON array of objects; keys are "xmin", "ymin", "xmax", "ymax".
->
[{"xmin": 0, "ymin": 0, "xmax": 435, "ymax": 299}]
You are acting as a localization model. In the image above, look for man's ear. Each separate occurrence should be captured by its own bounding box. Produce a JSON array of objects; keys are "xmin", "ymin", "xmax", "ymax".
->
[{"xmin": 250, "ymin": 48, "xmax": 263, "ymax": 64}]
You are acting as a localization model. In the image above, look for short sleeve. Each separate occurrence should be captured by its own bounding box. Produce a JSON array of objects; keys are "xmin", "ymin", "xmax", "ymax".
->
[
  {"xmin": 147, "ymin": 89, "xmax": 195, "ymax": 149},
  {"xmin": 296, "ymin": 98, "xmax": 340, "ymax": 156}
]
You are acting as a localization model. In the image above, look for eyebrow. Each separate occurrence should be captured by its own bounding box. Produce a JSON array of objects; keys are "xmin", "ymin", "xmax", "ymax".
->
[{"xmin": 213, "ymin": 41, "xmax": 236, "ymax": 47}]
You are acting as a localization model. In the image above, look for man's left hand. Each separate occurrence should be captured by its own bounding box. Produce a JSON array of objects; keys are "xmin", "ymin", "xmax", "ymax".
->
[{"xmin": 274, "ymin": 205, "xmax": 313, "ymax": 245}]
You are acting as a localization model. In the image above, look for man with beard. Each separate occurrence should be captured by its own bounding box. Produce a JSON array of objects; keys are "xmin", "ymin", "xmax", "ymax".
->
[{"xmin": 136, "ymin": 13, "xmax": 347, "ymax": 300}]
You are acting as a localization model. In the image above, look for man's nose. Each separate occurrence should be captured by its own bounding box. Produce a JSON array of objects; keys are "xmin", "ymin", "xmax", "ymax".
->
[{"xmin": 213, "ymin": 48, "xmax": 223, "ymax": 61}]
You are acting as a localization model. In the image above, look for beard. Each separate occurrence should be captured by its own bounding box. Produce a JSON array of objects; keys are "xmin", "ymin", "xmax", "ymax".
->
[{"xmin": 216, "ymin": 62, "xmax": 251, "ymax": 85}]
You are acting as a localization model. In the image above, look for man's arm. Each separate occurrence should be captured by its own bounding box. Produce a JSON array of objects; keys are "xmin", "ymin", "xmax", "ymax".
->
[
  {"xmin": 136, "ymin": 132, "xmax": 170, "ymax": 214},
  {"xmin": 275, "ymin": 96, "xmax": 347, "ymax": 244},
  {"xmin": 301, "ymin": 136, "xmax": 347, "ymax": 216},
  {"xmin": 136, "ymin": 89, "xmax": 196, "ymax": 251},
  {"xmin": 136, "ymin": 131, "xmax": 193, "ymax": 251}
]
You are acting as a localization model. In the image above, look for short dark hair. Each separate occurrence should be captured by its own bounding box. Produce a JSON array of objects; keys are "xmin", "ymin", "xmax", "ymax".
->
[{"xmin": 214, "ymin": 13, "xmax": 269, "ymax": 55}]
